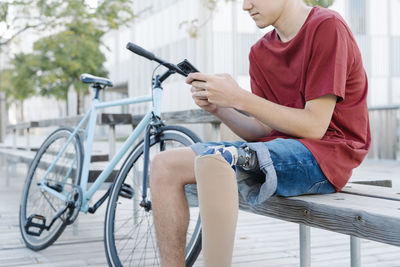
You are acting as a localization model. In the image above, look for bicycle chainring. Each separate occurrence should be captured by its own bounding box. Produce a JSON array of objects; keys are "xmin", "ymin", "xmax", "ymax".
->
[{"xmin": 65, "ymin": 186, "xmax": 83, "ymax": 225}]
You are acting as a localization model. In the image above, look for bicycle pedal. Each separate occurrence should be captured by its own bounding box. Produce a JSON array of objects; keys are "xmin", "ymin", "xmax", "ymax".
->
[
  {"xmin": 24, "ymin": 214, "xmax": 47, "ymax": 237},
  {"xmin": 119, "ymin": 183, "xmax": 134, "ymax": 199}
]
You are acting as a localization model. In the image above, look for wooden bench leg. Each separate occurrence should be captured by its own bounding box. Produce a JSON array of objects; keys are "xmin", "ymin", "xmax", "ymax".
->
[
  {"xmin": 350, "ymin": 236, "xmax": 361, "ymax": 267},
  {"xmin": 211, "ymin": 123, "xmax": 221, "ymax": 141},
  {"xmin": 0, "ymin": 156, "xmax": 8, "ymax": 186},
  {"xmin": 26, "ymin": 128, "xmax": 30, "ymax": 151},
  {"xmin": 73, "ymin": 216, "xmax": 79, "ymax": 236},
  {"xmin": 13, "ymin": 129, "xmax": 17, "ymax": 150},
  {"xmin": 5, "ymin": 158, "xmax": 16, "ymax": 187},
  {"xmin": 299, "ymin": 224, "xmax": 311, "ymax": 267},
  {"xmin": 109, "ymin": 124, "xmax": 116, "ymax": 159}
]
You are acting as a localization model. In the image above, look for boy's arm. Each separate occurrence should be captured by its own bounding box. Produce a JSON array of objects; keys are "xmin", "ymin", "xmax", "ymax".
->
[
  {"xmin": 237, "ymin": 93, "xmax": 337, "ymax": 140},
  {"xmin": 211, "ymin": 107, "xmax": 272, "ymax": 142},
  {"xmin": 189, "ymin": 73, "xmax": 337, "ymax": 140}
]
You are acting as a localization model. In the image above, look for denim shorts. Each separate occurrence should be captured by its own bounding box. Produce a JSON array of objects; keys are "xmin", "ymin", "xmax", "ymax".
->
[{"xmin": 191, "ymin": 138, "xmax": 335, "ymax": 198}]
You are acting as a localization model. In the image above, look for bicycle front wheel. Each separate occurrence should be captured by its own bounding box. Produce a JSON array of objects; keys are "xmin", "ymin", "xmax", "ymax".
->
[
  {"xmin": 19, "ymin": 127, "xmax": 83, "ymax": 251},
  {"xmin": 104, "ymin": 126, "xmax": 202, "ymax": 267}
]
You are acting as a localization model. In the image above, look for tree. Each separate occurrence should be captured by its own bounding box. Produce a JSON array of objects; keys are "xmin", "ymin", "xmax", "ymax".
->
[
  {"xmin": 1, "ymin": 54, "xmax": 37, "ymax": 121},
  {"xmin": 33, "ymin": 21, "xmax": 108, "ymax": 114},
  {"xmin": 0, "ymin": 0, "xmax": 134, "ymax": 50},
  {"xmin": 0, "ymin": 0, "xmax": 135, "ymax": 116}
]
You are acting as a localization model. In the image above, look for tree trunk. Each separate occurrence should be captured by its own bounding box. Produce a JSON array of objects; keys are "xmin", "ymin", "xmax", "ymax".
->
[
  {"xmin": 77, "ymin": 91, "xmax": 86, "ymax": 115},
  {"xmin": 65, "ymin": 99, "xmax": 69, "ymax": 116},
  {"xmin": 0, "ymin": 91, "xmax": 6, "ymax": 142},
  {"xmin": 20, "ymin": 100, "xmax": 24, "ymax": 122}
]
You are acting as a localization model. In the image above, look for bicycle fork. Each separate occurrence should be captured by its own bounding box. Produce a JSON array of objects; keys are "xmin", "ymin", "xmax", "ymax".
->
[{"xmin": 140, "ymin": 124, "xmax": 152, "ymax": 212}]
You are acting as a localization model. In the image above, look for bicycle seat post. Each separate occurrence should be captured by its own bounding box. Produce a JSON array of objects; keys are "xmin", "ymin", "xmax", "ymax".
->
[{"xmin": 92, "ymin": 85, "xmax": 102, "ymax": 100}]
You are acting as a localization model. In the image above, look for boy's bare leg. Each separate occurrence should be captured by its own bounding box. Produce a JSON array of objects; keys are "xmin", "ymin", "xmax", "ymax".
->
[{"xmin": 150, "ymin": 147, "xmax": 197, "ymax": 267}]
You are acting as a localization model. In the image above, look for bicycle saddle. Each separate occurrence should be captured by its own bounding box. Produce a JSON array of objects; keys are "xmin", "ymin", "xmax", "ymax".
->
[{"xmin": 80, "ymin": 73, "xmax": 113, "ymax": 87}]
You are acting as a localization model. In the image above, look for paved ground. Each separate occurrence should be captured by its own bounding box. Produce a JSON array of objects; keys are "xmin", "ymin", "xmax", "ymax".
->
[{"xmin": 1, "ymin": 156, "xmax": 400, "ymax": 266}]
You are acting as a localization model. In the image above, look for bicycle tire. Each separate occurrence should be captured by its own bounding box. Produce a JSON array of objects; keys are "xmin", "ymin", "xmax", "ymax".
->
[
  {"xmin": 19, "ymin": 127, "xmax": 83, "ymax": 251},
  {"xmin": 104, "ymin": 125, "xmax": 202, "ymax": 267}
]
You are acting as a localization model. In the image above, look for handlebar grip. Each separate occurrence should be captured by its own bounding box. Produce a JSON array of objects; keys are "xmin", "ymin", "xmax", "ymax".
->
[{"xmin": 126, "ymin": 42, "xmax": 155, "ymax": 61}]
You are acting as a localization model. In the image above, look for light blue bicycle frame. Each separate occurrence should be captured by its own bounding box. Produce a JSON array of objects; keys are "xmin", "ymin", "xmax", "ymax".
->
[{"xmin": 38, "ymin": 85, "xmax": 163, "ymax": 212}]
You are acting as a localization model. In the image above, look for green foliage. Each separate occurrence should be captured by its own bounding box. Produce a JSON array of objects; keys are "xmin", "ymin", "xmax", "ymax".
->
[
  {"xmin": 1, "ymin": 54, "xmax": 37, "ymax": 102},
  {"xmin": 303, "ymin": 0, "xmax": 334, "ymax": 8},
  {"xmin": 33, "ymin": 21, "xmax": 107, "ymax": 101},
  {"xmin": 0, "ymin": 0, "xmax": 134, "ymax": 48},
  {"xmin": 1, "ymin": 0, "xmax": 135, "ymax": 114}
]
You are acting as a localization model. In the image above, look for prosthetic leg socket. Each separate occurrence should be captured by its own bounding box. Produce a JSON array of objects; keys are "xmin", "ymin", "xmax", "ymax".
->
[{"xmin": 195, "ymin": 154, "xmax": 238, "ymax": 267}]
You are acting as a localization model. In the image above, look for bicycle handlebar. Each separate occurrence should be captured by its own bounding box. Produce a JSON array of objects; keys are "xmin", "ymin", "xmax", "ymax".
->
[
  {"xmin": 126, "ymin": 42, "xmax": 155, "ymax": 61},
  {"xmin": 126, "ymin": 42, "xmax": 186, "ymax": 76}
]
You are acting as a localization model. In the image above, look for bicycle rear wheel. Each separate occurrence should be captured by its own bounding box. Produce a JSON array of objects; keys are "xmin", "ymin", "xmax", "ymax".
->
[
  {"xmin": 104, "ymin": 126, "xmax": 202, "ymax": 267},
  {"xmin": 19, "ymin": 127, "xmax": 83, "ymax": 250}
]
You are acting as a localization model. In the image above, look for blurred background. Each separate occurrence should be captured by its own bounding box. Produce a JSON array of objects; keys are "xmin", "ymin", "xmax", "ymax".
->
[{"xmin": 1, "ymin": 0, "xmax": 400, "ymax": 157}]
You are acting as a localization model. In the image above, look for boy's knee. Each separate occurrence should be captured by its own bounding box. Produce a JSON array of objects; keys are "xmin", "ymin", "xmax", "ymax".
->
[
  {"xmin": 150, "ymin": 152, "xmax": 176, "ymax": 186},
  {"xmin": 150, "ymin": 152, "xmax": 169, "ymax": 173},
  {"xmin": 150, "ymin": 149, "xmax": 193, "ymax": 188}
]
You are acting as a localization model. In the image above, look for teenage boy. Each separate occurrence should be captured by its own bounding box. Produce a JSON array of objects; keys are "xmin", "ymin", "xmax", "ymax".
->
[{"xmin": 150, "ymin": 0, "xmax": 370, "ymax": 266}]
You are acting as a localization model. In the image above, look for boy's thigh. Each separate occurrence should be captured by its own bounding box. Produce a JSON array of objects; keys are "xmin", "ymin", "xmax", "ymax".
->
[
  {"xmin": 264, "ymin": 138, "xmax": 335, "ymax": 197},
  {"xmin": 189, "ymin": 138, "xmax": 336, "ymax": 197}
]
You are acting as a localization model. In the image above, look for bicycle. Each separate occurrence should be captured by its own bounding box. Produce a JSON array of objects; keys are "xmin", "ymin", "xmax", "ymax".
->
[{"xmin": 19, "ymin": 42, "xmax": 203, "ymax": 266}]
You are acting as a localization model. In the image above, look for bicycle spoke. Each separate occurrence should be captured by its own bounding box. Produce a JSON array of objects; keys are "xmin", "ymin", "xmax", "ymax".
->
[
  {"xmin": 146, "ymin": 213, "xmax": 160, "ymax": 266},
  {"xmin": 41, "ymin": 190, "xmax": 58, "ymax": 213},
  {"xmin": 117, "ymin": 209, "xmax": 149, "ymax": 260}
]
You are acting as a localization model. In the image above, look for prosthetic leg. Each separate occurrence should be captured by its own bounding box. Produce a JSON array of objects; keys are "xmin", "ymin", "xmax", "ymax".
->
[
  {"xmin": 195, "ymin": 154, "xmax": 238, "ymax": 267},
  {"xmin": 194, "ymin": 145, "xmax": 258, "ymax": 267}
]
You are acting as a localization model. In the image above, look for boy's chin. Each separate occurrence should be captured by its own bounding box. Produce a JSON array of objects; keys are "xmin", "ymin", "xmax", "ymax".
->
[
  {"xmin": 254, "ymin": 21, "xmax": 271, "ymax": 29},
  {"xmin": 256, "ymin": 24, "xmax": 269, "ymax": 29}
]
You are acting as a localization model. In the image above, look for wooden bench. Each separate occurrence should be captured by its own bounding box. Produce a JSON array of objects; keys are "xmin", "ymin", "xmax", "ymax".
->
[{"xmin": 185, "ymin": 180, "xmax": 400, "ymax": 267}]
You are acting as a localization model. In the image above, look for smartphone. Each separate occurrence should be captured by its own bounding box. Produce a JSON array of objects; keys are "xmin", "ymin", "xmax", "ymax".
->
[{"xmin": 177, "ymin": 59, "xmax": 200, "ymax": 77}]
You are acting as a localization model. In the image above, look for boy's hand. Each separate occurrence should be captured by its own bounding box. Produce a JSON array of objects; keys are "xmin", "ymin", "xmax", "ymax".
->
[
  {"xmin": 190, "ymin": 86, "xmax": 218, "ymax": 113},
  {"xmin": 187, "ymin": 73, "xmax": 249, "ymax": 110},
  {"xmin": 186, "ymin": 73, "xmax": 218, "ymax": 114}
]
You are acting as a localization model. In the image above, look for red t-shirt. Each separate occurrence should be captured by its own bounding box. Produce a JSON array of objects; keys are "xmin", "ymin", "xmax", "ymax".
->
[{"xmin": 249, "ymin": 6, "xmax": 371, "ymax": 191}]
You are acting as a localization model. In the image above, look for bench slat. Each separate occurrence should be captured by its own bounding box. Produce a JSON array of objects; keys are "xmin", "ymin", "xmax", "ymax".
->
[
  {"xmin": 185, "ymin": 184, "xmax": 400, "ymax": 247},
  {"xmin": 342, "ymin": 183, "xmax": 400, "ymax": 201},
  {"xmin": 238, "ymin": 193, "xmax": 400, "ymax": 247}
]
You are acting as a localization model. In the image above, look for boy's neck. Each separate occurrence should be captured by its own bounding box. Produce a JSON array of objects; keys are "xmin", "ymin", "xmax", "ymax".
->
[{"xmin": 274, "ymin": 3, "xmax": 313, "ymax": 43}]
